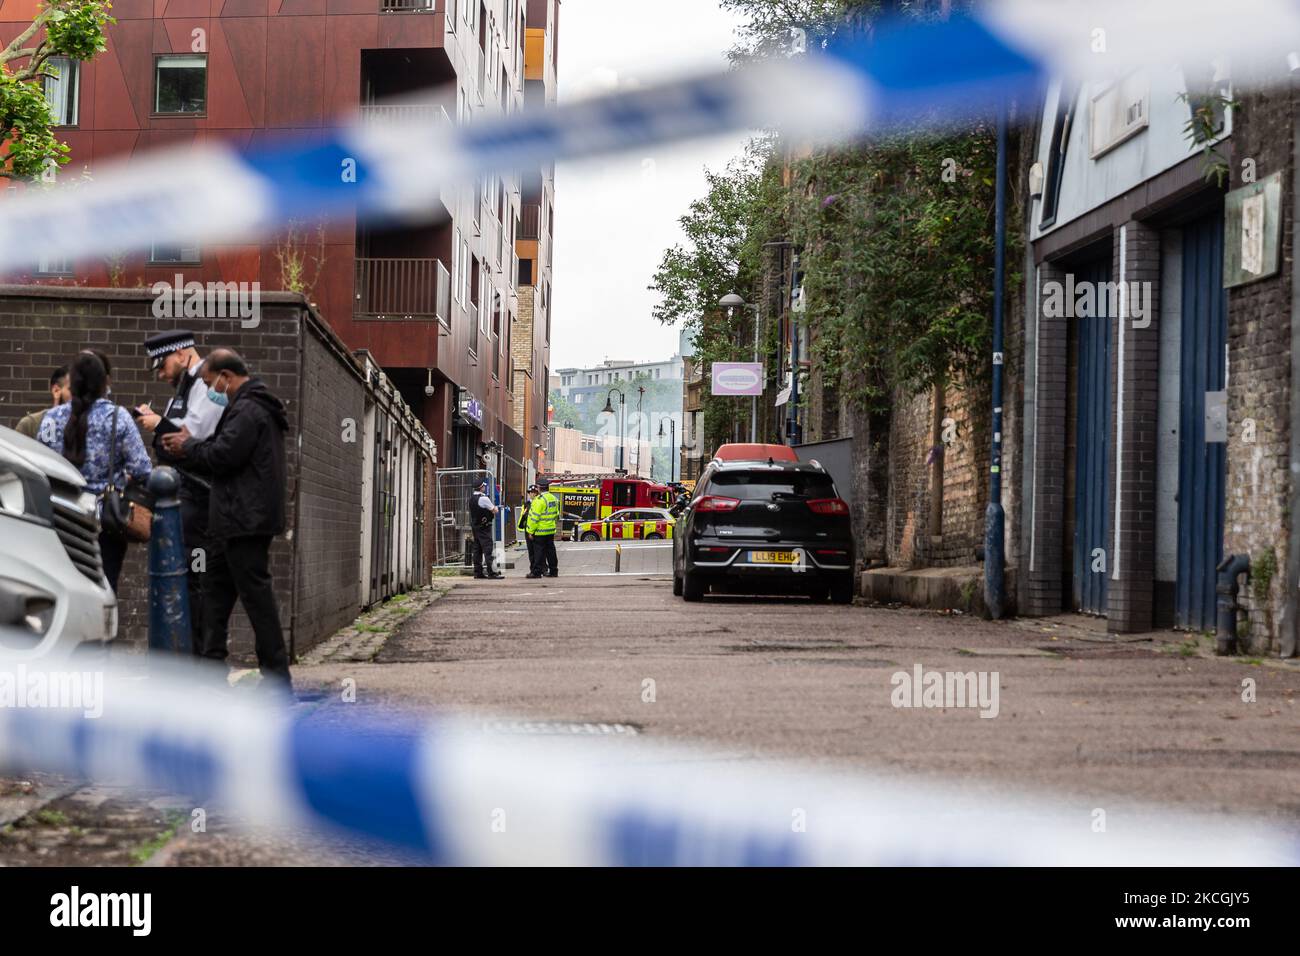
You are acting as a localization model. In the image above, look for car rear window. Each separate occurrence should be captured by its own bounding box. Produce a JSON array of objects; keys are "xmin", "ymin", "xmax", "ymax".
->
[{"xmin": 708, "ymin": 471, "xmax": 837, "ymax": 500}]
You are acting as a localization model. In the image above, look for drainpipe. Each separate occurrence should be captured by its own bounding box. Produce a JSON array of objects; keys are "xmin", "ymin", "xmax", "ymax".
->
[
  {"xmin": 1216, "ymin": 554, "xmax": 1251, "ymax": 656},
  {"xmin": 983, "ymin": 102, "xmax": 1008, "ymax": 619}
]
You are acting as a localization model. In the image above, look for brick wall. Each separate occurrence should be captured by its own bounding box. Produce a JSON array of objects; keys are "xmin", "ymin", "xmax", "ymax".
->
[
  {"xmin": 1225, "ymin": 86, "xmax": 1296, "ymax": 654},
  {"xmin": 1107, "ymin": 221, "xmax": 1162, "ymax": 633},
  {"xmin": 0, "ymin": 285, "xmax": 423, "ymax": 662},
  {"xmin": 294, "ymin": 331, "xmax": 368, "ymax": 647},
  {"xmin": 512, "ymin": 287, "xmax": 536, "ymax": 438}
]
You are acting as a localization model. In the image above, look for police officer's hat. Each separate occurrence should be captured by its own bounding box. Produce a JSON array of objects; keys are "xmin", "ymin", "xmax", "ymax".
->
[
  {"xmin": 476, "ymin": 478, "xmax": 489, "ymax": 490},
  {"xmin": 537, "ymin": 478, "xmax": 551, "ymax": 491},
  {"xmin": 144, "ymin": 329, "xmax": 197, "ymax": 370}
]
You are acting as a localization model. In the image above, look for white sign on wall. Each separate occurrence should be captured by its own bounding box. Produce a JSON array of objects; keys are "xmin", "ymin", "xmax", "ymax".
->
[{"xmin": 1090, "ymin": 72, "xmax": 1150, "ymax": 159}]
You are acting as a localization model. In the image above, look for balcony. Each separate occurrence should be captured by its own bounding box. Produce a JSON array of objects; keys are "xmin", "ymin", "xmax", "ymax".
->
[
  {"xmin": 355, "ymin": 257, "xmax": 450, "ymax": 324},
  {"xmin": 358, "ymin": 103, "xmax": 451, "ymax": 127},
  {"xmin": 380, "ymin": 0, "xmax": 434, "ymax": 11}
]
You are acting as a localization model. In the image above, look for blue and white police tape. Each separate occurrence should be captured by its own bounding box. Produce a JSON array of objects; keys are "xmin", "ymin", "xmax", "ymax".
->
[
  {"xmin": 4, "ymin": 0, "xmax": 1300, "ymax": 275},
  {"xmin": 0, "ymin": 658, "xmax": 1296, "ymax": 866}
]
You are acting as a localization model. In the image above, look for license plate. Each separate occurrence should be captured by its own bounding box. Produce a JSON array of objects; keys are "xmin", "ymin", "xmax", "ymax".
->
[{"xmin": 748, "ymin": 550, "xmax": 799, "ymax": 565}]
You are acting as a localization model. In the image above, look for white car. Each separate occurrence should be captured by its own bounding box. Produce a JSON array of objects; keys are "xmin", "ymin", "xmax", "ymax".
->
[{"xmin": 0, "ymin": 425, "xmax": 117, "ymax": 659}]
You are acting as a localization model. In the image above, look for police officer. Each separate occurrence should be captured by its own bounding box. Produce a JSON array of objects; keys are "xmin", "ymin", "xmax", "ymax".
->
[
  {"xmin": 525, "ymin": 478, "xmax": 561, "ymax": 578},
  {"xmin": 135, "ymin": 330, "xmax": 225, "ymax": 655},
  {"xmin": 470, "ymin": 479, "xmax": 503, "ymax": 579},
  {"xmin": 520, "ymin": 484, "xmax": 540, "ymax": 577}
]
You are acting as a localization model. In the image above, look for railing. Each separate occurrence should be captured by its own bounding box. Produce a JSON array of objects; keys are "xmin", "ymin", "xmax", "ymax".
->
[
  {"xmin": 358, "ymin": 103, "xmax": 451, "ymax": 126},
  {"xmin": 355, "ymin": 257, "xmax": 450, "ymax": 324},
  {"xmin": 380, "ymin": 0, "xmax": 434, "ymax": 11},
  {"xmin": 520, "ymin": 204, "xmax": 540, "ymax": 239}
]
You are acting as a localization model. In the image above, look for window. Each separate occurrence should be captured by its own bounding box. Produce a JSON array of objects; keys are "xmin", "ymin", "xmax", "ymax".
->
[
  {"xmin": 461, "ymin": 238, "xmax": 472, "ymax": 303},
  {"xmin": 36, "ymin": 252, "xmax": 73, "ymax": 276},
  {"xmin": 1039, "ymin": 82, "xmax": 1080, "ymax": 230},
  {"xmin": 155, "ymin": 55, "xmax": 207, "ymax": 114},
  {"xmin": 43, "ymin": 56, "xmax": 79, "ymax": 126},
  {"xmin": 150, "ymin": 239, "xmax": 201, "ymax": 264},
  {"xmin": 452, "ymin": 228, "xmax": 462, "ymax": 302}
]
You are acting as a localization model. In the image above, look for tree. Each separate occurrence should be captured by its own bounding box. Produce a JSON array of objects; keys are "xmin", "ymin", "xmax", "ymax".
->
[{"xmin": 1, "ymin": 1, "xmax": 116, "ymax": 181}]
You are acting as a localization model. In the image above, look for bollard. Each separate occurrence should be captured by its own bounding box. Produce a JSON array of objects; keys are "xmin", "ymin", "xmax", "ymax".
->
[
  {"xmin": 615, "ymin": 543, "xmax": 622, "ymax": 574},
  {"xmin": 147, "ymin": 466, "xmax": 191, "ymax": 653}
]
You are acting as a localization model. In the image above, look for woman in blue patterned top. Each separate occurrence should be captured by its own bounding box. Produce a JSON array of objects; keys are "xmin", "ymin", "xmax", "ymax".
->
[{"xmin": 39, "ymin": 352, "xmax": 152, "ymax": 593}]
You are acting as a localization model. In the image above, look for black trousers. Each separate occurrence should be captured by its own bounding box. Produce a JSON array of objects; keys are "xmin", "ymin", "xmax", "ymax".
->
[
  {"xmin": 98, "ymin": 531, "xmax": 128, "ymax": 594},
  {"xmin": 180, "ymin": 491, "xmax": 209, "ymax": 656},
  {"xmin": 471, "ymin": 526, "xmax": 496, "ymax": 576},
  {"xmin": 535, "ymin": 535, "xmax": 558, "ymax": 576},
  {"xmin": 203, "ymin": 535, "xmax": 291, "ymax": 683},
  {"xmin": 525, "ymin": 533, "xmax": 538, "ymax": 574}
]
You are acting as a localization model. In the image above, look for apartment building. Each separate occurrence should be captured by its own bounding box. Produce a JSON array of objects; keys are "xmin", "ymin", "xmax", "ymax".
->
[
  {"xmin": 555, "ymin": 355, "xmax": 684, "ymax": 406},
  {"xmin": 0, "ymin": 0, "xmax": 560, "ymax": 471},
  {"xmin": 510, "ymin": 0, "xmax": 559, "ymax": 474}
]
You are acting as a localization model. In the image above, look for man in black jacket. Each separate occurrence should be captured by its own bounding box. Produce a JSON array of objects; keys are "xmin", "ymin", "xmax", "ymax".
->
[{"xmin": 162, "ymin": 348, "xmax": 291, "ymax": 690}]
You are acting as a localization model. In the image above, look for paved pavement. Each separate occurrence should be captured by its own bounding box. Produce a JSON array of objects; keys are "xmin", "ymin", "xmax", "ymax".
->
[
  {"xmin": 340, "ymin": 575, "xmax": 1300, "ymax": 821},
  {"xmin": 4, "ymin": 568, "xmax": 1299, "ymax": 864}
]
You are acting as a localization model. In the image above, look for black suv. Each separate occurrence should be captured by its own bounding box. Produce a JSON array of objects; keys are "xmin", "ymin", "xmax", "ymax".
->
[{"xmin": 672, "ymin": 459, "xmax": 855, "ymax": 603}]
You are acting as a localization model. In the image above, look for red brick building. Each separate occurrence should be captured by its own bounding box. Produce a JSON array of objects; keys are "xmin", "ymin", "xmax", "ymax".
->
[{"xmin": 0, "ymin": 0, "xmax": 559, "ymax": 470}]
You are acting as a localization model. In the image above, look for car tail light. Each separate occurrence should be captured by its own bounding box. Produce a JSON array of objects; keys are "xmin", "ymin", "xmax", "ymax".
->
[
  {"xmin": 807, "ymin": 498, "xmax": 849, "ymax": 516},
  {"xmin": 815, "ymin": 549, "xmax": 849, "ymax": 558},
  {"xmin": 697, "ymin": 546, "xmax": 732, "ymax": 555},
  {"xmin": 695, "ymin": 496, "xmax": 741, "ymax": 512}
]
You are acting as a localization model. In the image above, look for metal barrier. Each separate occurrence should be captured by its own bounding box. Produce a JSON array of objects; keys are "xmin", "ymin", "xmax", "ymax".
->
[
  {"xmin": 434, "ymin": 468, "xmax": 492, "ymax": 567},
  {"xmin": 358, "ymin": 355, "xmax": 434, "ymax": 603}
]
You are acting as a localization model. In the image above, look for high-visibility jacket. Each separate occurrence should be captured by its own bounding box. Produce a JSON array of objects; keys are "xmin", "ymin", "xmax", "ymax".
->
[{"xmin": 526, "ymin": 491, "xmax": 560, "ymax": 536}]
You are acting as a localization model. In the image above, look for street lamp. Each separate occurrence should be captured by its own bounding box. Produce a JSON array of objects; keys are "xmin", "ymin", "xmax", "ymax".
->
[
  {"xmin": 657, "ymin": 416, "xmax": 677, "ymax": 484},
  {"xmin": 602, "ymin": 387, "xmax": 626, "ymax": 471},
  {"xmin": 635, "ymin": 385, "xmax": 646, "ymax": 477},
  {"xmin": 719, "ymin": 293, "xmax": 760, "ymax": 443}
]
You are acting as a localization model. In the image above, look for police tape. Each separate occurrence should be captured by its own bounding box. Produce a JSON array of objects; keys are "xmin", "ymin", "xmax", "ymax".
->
[
  {"xmin": 0, "ymin": 658, "xmax": 1296, "ymax": 866},
  {"xmin": 3, "ymin": 0, "xmax": 1300, "ymax": 275}
]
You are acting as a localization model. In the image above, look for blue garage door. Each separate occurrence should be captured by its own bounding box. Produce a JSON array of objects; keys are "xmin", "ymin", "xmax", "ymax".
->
[
  {"xmin": 1074, "ymin": 259, "xmax": 1112, "ymax": 615},
  {"xmin": 1177, "ymin": 211, "xmax": 1228, "ymax": 630}
]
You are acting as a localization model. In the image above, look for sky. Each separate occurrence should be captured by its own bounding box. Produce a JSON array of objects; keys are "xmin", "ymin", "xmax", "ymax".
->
[{"xmin": 550, "ymin": 0, "xmax": 753, "ymax": 372}]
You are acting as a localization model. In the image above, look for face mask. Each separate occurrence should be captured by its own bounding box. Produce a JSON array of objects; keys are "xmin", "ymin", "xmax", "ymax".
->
[{"xmin": 207, "ymin": 376, "xmax": 228, "ymax": 407}]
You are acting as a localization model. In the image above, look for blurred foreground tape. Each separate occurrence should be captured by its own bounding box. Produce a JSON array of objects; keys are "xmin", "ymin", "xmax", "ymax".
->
[
  {"xmin": 0, "ymin": 658, "xmax": 1295, "ymax": 866},
  {"xmin": 3, "ymin": 0, "xmax": 1300, "ymax": 273}
]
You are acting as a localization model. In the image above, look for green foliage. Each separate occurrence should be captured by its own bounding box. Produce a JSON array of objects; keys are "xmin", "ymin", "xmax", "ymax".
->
[
  {"xmin": 0, "ymin": 1, "xmax": 116, "ymax": 180},
  {"xmin": 1252, "ymin": 549, "xmax": 1277, "ymax": 604},
  {"xmin": 0, "ymin": 70, "xmax": 68, "ymax": 179},
  {"xmin": 651, "ymin": 0, "xmax": 1016, "ymax": 422},
  {"xmin": 790, "ymin": 125, "xmax": 1006, "ymax": 411},
  {"xmin": 1177, "ymin": 88, "xmax": 1237, "ymax": 188},
  {"xmin": 649, "ymin": 139, "xmax": 782, "ymax": 450},
  {"xmin": 720, "ymin": 0, "xmax": 854, "ymax": 62},
  {"xmin": 42, "ymin": 0, "xmax": 114, "ymax": 61}
]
